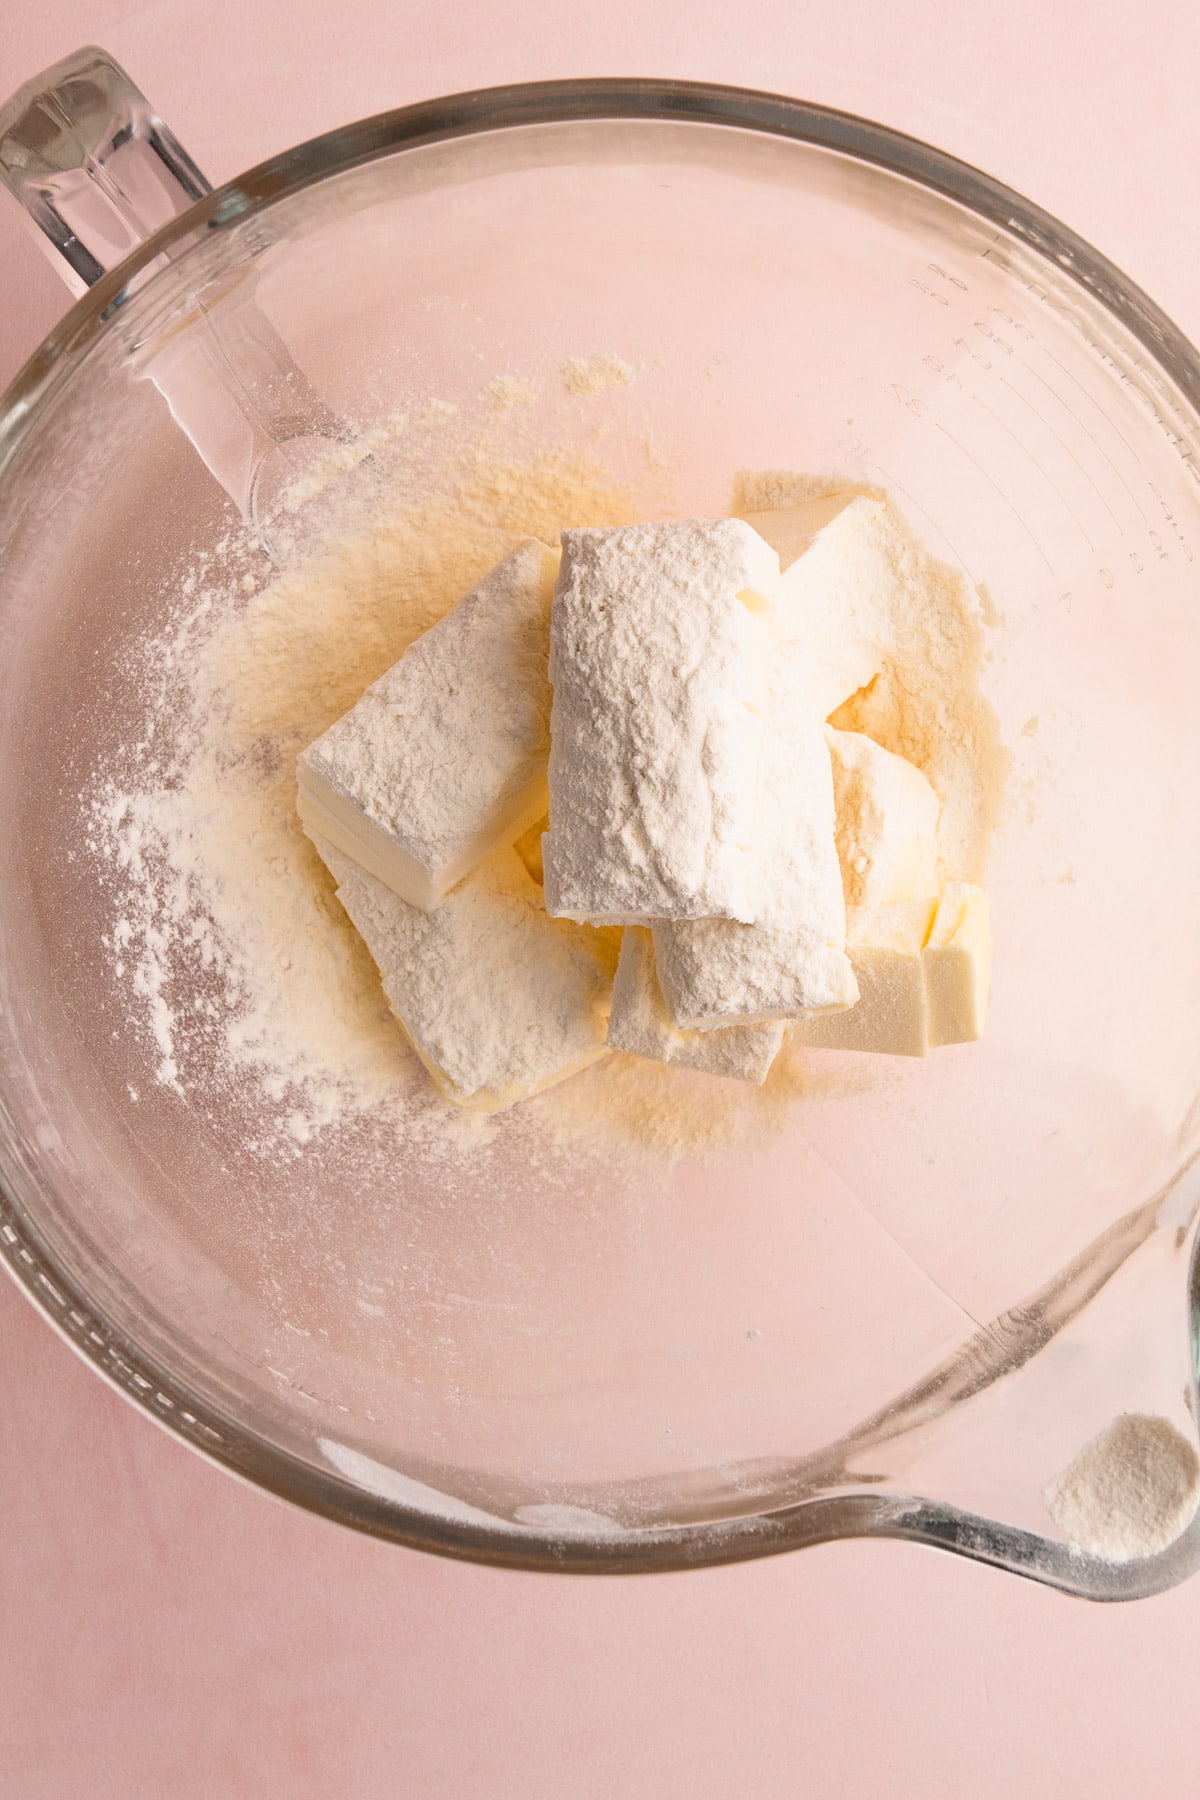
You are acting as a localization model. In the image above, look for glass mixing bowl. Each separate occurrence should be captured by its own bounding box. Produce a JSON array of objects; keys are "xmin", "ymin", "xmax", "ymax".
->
[{"xmin": 3, "ymin": 51, "xmax": 1200, "ymax": 1596}]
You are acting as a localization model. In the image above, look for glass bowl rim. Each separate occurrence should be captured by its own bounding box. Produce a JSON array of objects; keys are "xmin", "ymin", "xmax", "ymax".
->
[{"xmin": 2, "ymin": 74, "xmax": 1198, "ymax": 1592}]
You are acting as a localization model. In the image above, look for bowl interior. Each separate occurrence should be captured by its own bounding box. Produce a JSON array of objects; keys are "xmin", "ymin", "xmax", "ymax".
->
[{"xmin": 3, "ymin": 102, "xmax": 1200, "ymax": 1582}]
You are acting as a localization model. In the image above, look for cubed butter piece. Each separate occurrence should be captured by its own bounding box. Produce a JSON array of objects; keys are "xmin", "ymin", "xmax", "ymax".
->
[
  {"xmin": 298, "ymin": 539, "xmax": 559, "ymax": 911},
  {"xmin": 608, "ymin": 928, "xmax": 784, "ymax": 1084},
  {"xmin": 923, "ymin": 882, "xmax": 991, "ymax": 1046},
  {"xmin": 311, "ymin": 835, "xmax": 612, "ymax": 1111},
  {"xmin": 827, "ymin": 728, "xmax": 939, "ymax": 909},
  {"xmin": 653, "ymin": 638, "xmax": 857, "ymax": 1028},
  {"xmin": 543, "ymin": 519, "xmax": 779, "ymax": 925},
  {"xmin": 652, "ymin": 506, "xmax": 921, "ymax": 1029},
  {"xmin": 737, "ymin": 494, "xmax": 891, "ymax": 716},
  {"xmin": 791, "ymin": 887, "xmax": 991, "ymax": 1058},
  {"xmin": 789, "ymin": 900, "xmax": 937, "ymax": 1057}
]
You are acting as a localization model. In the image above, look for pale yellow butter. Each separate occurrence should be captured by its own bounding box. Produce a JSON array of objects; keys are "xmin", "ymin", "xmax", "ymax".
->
[
  {"xmin": 791, "ymin": 726, "xmax": 988, "ymax": 1057},
  {"xmin": 738, "ymin": 492, "xmax": 859, "ymax": 572},
  {"xmin": 737, "ymin": 494, "xmax": 891, "ymax": 716},
  {"xmin": 827, "ymin": 728, "xmax": 939, "ymax": 909},
  {"xmin": 791, "ymin": 888, "xmax": 991, "ymax": 1057},
  {"xmin": 923, "ymin": 882, "xmax": 991, "ymax": 1047},
  {"xmin": 790, "ymin": 900, "xmax": 937, "ymax": 1057}
]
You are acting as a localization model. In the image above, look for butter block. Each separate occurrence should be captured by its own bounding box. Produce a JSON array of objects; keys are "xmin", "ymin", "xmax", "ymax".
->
[
  {"xmin": 790, "ymin": 885, "xmax": 991, "ymax": 1058},
  {"xmin": 298, "ymin": 539, "xmax": 559, "ymax": 911},
  {"xmin": 790, "ymin": 900, "xmax": 937, "ymax": 1056},
  {"xmin": 608, "ymin": 928, "xmax": 784, "ymax": 1084},
  {"xmin": 827, "ymin": 728, "xmax": 939, "ymax": 909},
  {"xmin": 653, "ymin": 639, "xmax": 857, "ymax": 1027},
  {"xmin": 923, "ymin": 882, "xmax": 991, "ymax": 1046},
  {"xmin": 650, "ymin": 506, "xmax": 910, "ymax": 1027},
  {"xmin": 311, "ymin": 835, "xmax": 612, "ymax": 1111},
  {"xmin": 542, "ymin": 519, "xmax": 779, "ymax": 925},
  {"xmin": 788, "ymin": 733, "xmax": 955, "ymax": 1056},
  {"xmin": 737, "ymin": 494, "xmax": 890, "ymax": 716}
]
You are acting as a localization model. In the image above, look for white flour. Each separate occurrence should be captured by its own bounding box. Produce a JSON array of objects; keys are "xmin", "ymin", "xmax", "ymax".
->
[
  {"xmin": 1043, "ymin": 1413, "xmax": 1200, "ymax": 1562},
  {"xmin": 544, "ymin": 519, "xmax": 777, "ymax": 924},
  {"xmin": 87, "ymin": 442, "xmax": 639, "ymax": 1155},
  {"xmin": 653, "ymin": 637, "xmax": 856, "ymax": 1027},
  {"xmin": 559, "ymin": 353, "xmax": 634, "ymax": 396},
  {"xmin": 313, "ymin": 836, "xmax": 613, "ymax": 1108},
  {"xmin": 607, "ymin": 927, "xmax": 784, "ymax": 1082},
  {"xmin": 297, "ymin": 538, "xmax": 558, "ymax": 907}
]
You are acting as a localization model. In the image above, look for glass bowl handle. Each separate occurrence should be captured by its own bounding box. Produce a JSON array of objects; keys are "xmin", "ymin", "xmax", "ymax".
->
[
  {"xmin": 0, "ymin": 44, "xmax": 211, "ymax": 296},
  {"xmin": 0, "ymin": 46, "xmax": 354, "ymax": 534}
]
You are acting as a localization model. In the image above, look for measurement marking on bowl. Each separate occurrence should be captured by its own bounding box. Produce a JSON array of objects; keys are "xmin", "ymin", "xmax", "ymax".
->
[
  {"xmin": 935, "ymin": 421, "xmax": 1056, "ymax": 577},
  {"xmin": 969, "ymin": 388, "xmax": 1097, "ymax": 553},
  {"xmin": 996, "ymin": 371, "xmax": 1124, "ymax": 536},
  {"xmin": 1024, "ymin": 359, "xmax": 1151, "ymax": 524},
  {"xmin": 1146, "ymin": 480, "xmax": 1196, "ymax": 563},
  {"xmin": 1040, "ymin": 346, "xmax": 1143, "ymax": 467}
]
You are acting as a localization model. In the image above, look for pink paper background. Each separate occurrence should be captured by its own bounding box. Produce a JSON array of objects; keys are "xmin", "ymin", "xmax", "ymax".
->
[{"xmin": 3, "ymin": 5, "xmax": 1200, "ymax": 1794}]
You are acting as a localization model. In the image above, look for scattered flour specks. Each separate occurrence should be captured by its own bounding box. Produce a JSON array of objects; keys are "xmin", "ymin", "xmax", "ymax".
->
[
  {"xmin": 484, "ymin": 374, "xmax": 540, "ymax": 412},
  {"xmin": 559, "ymin": 353, "xmax": 635, "ymax": 396}
]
